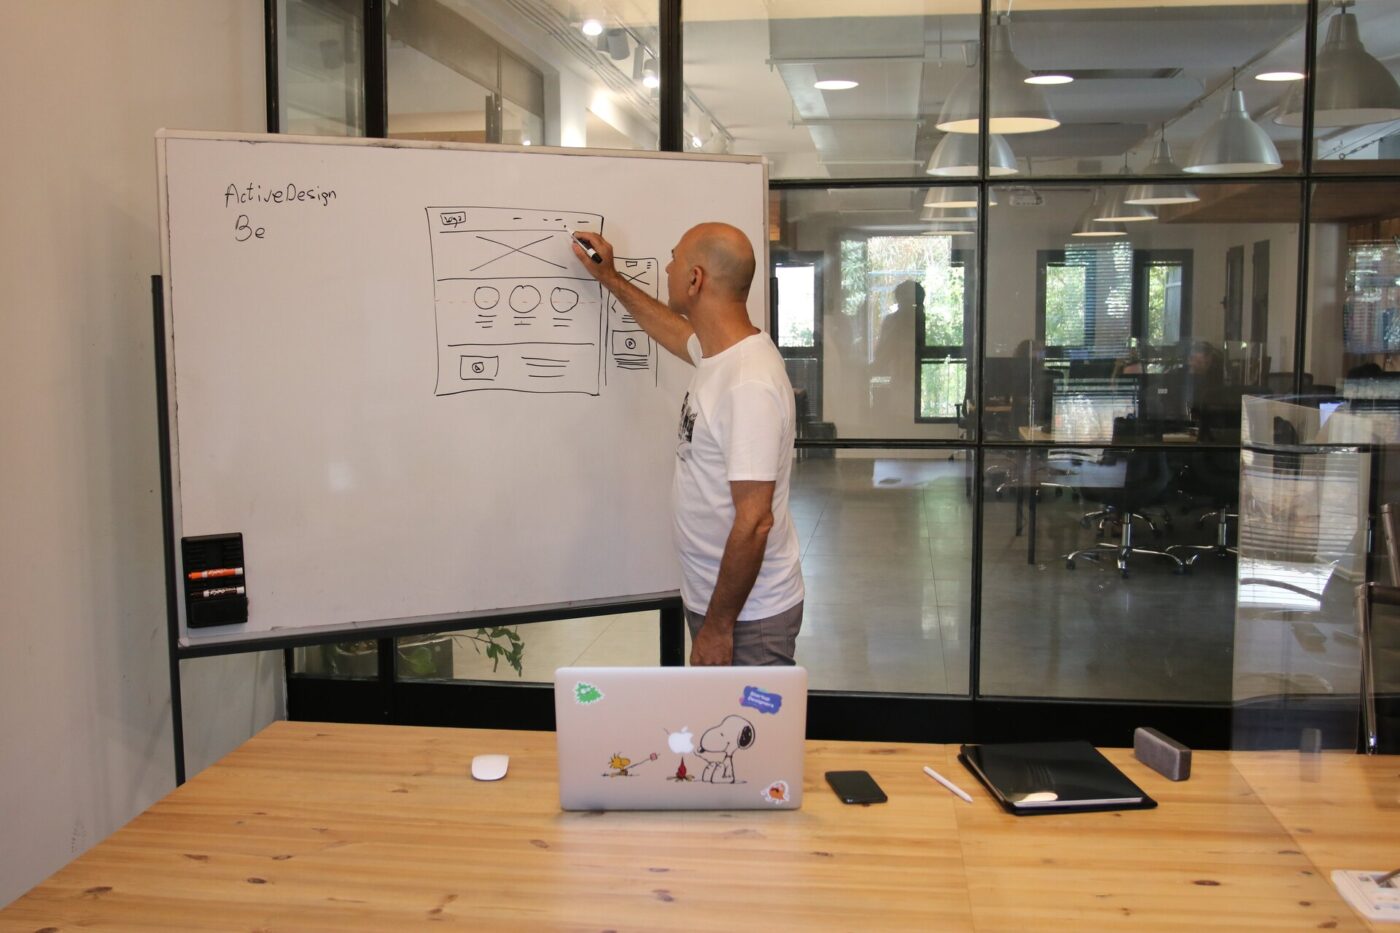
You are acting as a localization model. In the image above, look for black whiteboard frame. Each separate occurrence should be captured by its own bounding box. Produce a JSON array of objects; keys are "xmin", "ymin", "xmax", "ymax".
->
[{"xmin": 155, "ymin": 275, "xmax": 685, "ymax": 782}]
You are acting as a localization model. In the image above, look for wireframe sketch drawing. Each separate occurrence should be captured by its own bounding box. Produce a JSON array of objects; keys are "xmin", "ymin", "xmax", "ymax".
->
[{"xmin": 426, "ymin": 206, "xmax": 659, "ymax": 396}]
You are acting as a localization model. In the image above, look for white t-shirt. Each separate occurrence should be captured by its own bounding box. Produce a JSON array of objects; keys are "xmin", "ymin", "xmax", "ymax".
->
[{"xmin": 673, "ymin": 332, "xmax": 804, "ymax": 619}]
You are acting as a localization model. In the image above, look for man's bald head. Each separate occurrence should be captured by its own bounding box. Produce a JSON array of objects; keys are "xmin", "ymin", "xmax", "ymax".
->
[{"xmin": 680, "ymin": 223, "xmax": 756, "ymax": 302}]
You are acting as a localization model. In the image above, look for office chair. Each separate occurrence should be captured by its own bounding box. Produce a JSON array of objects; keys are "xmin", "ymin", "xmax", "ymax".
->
[
  {"xmin": 1064, "ymin": 418, "xmax": 1187, "ymax": 577},
  {"xmin": 1167, "ymin": 450, "xmax": 1240, "ymax": 567}
]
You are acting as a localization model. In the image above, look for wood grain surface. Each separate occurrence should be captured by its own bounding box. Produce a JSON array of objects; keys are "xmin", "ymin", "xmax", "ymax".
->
[{"xmin": 3, "ymin": 721, "xmax": 1394, "ymax": 931}]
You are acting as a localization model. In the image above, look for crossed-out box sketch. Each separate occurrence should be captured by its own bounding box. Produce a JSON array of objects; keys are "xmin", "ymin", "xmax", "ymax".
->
[{"xmin": 427, "ymin": 207, "xmax": 659, "ymax": 396}]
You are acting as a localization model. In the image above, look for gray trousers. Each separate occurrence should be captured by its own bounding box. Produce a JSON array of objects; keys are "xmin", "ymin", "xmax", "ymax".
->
[{"xmin": 684, "ymin": 601, "xmax": 804, "ymax": 666}]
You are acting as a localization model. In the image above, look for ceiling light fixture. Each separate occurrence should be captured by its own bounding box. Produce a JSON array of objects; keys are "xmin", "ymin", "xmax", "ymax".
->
[
  {"xmin": 580, "ymin": 18, "xmax": 604, "ymax": 37},
  {"xmin": 603, "ymin": 28, "xmax": 629, "ymax": 61},
  {"xmin": 936, "ymin": 17, "xmax": 1059, "ymax": 135},
  {"xmin": 1072, "ymin": 194, "xmax": 1127, "ymax": 237},
  {"xmin": 923, "ymin": 186, "xmax": 995, "ymax": 209},
  {"xmin": 1124, "ymin": 130, "xmax": 1200, "ymax": 205},
  {"xmin": 1185, "ymin": 71, "xmax": 1283, "ymax": 174},
  {"xmin": 919, "ymin": 205, "xmax": 978, "ymax": 223},
  {"xmin": 1094, "ymin": 159, "xmax": 1155, "ymax": 223},
  {"xmin": 641, "ymin": 56, "xmax": 660, "ymax": 90},
  {"xmin": 1276, "ymin": 1, "xmax": 1400, "ymax": 127},
  {"xmin": 814, "ymin": 79, "xmax": 859, "ymax": 91},
  {"xmin": 1026, "ymin": 73, "xmax": 1074, "ymax": 86},
  {"xmin": 1256, "ymin": 71, "xmax": 1305, "ymax": 82},
  {"xmin": 926, "ymin": 132, "xmax": 1019, "ymax": 177}
]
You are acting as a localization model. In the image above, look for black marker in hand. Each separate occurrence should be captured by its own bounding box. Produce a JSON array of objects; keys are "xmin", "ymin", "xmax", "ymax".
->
[{"xmin": 571, "ymin": 230, "xmax": 603, "ymax": 263}]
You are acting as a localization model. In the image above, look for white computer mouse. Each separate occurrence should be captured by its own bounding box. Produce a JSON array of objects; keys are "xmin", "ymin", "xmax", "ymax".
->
[{"xmin": 471, "ymin": 754, "xmax": 509, "ymax": 781}]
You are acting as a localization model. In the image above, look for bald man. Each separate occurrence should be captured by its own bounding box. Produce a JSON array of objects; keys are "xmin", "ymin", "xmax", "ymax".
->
[{"xmin": 572, "ymin": 224, "xmax": 804, "ymax": 666}]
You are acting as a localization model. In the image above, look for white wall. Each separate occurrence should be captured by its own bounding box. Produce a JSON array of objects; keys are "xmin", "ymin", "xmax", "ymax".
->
[{"xmin": 0, "ymin": 1, "xmax": 280, "ymax": 906}]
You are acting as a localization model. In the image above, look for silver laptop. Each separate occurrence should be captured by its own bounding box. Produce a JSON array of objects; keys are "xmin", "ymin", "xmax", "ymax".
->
[{"xmin": 554, "ymin": 666, "xmax": 808, "ymax": 811}]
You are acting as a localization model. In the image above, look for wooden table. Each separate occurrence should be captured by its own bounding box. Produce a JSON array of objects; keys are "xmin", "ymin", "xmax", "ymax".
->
[{"xmin": 4, "ymin": 721, "xmax": 1397, "ymax": 931}]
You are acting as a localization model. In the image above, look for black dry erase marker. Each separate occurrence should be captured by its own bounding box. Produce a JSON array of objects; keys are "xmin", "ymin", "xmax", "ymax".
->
[
  {"xmin": 571, "ymin": 231, "xmax": 603, "ymax": 263},
  {"xmin": 198, "ymin": 586, "xmax": 246, "ymax": 598}
]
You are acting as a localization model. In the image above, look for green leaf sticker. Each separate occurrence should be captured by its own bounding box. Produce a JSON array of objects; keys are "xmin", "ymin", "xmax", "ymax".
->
[{"xmin": 574, "ymin": 681, "xmax": 603, "ymax": 705}]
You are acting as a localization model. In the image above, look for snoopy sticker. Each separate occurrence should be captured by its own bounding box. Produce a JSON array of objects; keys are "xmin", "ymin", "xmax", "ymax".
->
[{"xmin": 695, "ymin": 715, "xmax": 756, "ymax": 784}]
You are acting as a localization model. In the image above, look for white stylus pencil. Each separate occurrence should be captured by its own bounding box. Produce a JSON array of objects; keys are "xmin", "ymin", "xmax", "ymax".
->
[{"xmin": 923, "ymin": 765, "xmax": 973, "ymax": 803}]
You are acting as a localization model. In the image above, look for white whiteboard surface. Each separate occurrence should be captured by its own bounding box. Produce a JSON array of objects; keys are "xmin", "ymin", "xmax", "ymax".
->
[{"xmin": 156, "ymin": 131, "xmax": 768, "ymax": 648}]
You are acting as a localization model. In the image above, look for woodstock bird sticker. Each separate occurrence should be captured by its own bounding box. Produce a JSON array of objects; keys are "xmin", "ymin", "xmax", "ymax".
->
[{"xmin": 602, "ymin": 750, "xmax": 658, "ymax": 778}]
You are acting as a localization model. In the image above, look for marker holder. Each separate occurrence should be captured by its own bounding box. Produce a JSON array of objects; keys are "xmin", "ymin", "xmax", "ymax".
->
[{"xmin": 181, "ymin": 533, "xmax": 248, "ymax": 628}]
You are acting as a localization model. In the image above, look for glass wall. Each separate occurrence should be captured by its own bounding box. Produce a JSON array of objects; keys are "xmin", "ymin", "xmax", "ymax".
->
[
  {"xmin": 1309, "ymin": 0, "xmax": 1400, "ymax": 172},
  {"xmin": 279, "ymin": 0, "xmax": 366, "ymax": 135},
  {"xmin": 276, "ymin": 1, "xmax": 1400, "ymax": 733},
  {"xmin": 384, "ymin": 0, "xmax": 659, "ymax": 150}
]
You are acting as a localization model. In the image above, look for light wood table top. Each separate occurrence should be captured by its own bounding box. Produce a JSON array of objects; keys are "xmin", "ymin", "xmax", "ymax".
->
[{"xmin": 3, "ymin": 721, "xmax": 1396, "ymax": 931}]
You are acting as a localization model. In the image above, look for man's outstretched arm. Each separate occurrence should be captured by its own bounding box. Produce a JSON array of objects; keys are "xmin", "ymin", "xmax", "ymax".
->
[{"xmin": 571, "ymin": 232, "xmax": 695, "ymax": 362}]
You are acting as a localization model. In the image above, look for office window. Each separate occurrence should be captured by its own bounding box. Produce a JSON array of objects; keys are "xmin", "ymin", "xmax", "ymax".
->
[
  {"xmin": 277, "ymin": 0, "xmax": 365, "ymax": 136},
  {"xmin": 1307, "ymin": 180, "xmax": 1400, "ymax": 398},
  {"xmin": 1310, "ymin": 0, "xmax": 1400, "ymax": 174},
  {"xmin": 988, "ymin": 183, "xmax": 1301, "ymax": 446},
  {"xmin": 772, "ymin": 188, "xmax": 979, "ymax": 443},
  {"xmin": 386, "ymin": 0, "xmax": 659, "ymax": 150}
]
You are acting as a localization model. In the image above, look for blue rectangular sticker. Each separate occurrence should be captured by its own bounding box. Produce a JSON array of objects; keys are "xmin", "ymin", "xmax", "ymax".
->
[{"xmin": 741, "ymin": 686, "xmax": 783, "ymax": 715}]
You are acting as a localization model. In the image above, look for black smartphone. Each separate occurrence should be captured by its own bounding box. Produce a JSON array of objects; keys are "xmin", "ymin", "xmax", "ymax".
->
[{"xmin": 825, "ymin": 770, "xmax": 887, "ymax": 804}]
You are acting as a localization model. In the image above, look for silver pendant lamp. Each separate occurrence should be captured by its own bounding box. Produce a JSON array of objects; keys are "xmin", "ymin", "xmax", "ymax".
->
[
  {"xmin": 919, "ymin": 205, "xmax": 979, "ymax": 223},
  {"xmin": 923, "ymin": 186, "xmax": 996, "ymax": 209},
  {"xmin": 1276, "ymin": 2, "xmax": 1400, "ymax": 127},
  {"xmin": 936, "ymin": 17, "xmax": 1059, "ymax": 135},
  {"xmin": 1072, "ymin": 192, "xmax": 1127, "ymax": 237},
  {"xmin": 926, "ymin": 132, "xmax": 1019, "ymax": 177},
  {"xmin": 1124, "ymin": 131, "xmax": 1200, "ymax": 205},
  {"xmin": 1185, "ymin": 75, "xmax": 1283, "ymax": 174},
  {"xmin": 1094, "ymin": 158, "xmax": 1156, "ymax": 223}
]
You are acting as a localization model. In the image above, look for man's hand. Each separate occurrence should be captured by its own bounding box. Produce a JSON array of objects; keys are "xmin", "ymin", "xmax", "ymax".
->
[
  {"xmin": 570, "ymin": 231, "xmax": 617, "ymax": 285},
  {"xmin": 690, "ymin": 621, "xmax": 734, "ymax": 666}
]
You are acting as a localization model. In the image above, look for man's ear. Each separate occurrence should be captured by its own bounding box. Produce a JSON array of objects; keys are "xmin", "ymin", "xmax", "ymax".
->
[{"xmin": 689, "ymin": 265, "xmax": 703, "ymax": 297}]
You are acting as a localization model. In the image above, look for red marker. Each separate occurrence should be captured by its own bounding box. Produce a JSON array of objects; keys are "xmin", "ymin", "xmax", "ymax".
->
[{"xmin": 188, "ymin": 567, "xmax": 243, "ymax": 580}]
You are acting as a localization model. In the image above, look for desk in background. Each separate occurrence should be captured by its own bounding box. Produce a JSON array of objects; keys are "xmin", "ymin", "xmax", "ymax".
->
[{"xmin": 3, "ymin": 721, "xmax": 1395, "ymax": 931}]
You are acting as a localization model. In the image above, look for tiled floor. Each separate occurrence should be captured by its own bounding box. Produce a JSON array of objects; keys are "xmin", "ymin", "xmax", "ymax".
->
[{"xmin": 441, "ymin": 453, "xmax": 1361, "ymax": 703}]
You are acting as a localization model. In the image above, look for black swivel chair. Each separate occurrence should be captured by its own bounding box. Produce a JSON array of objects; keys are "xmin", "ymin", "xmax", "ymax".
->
[
  {"xmin": 1167, "ymin": 450, "xmax": 1240, "ymax": 567},
  {"xmin": 1064, "ymin": 417, "xmax": 1187, "ymax": 577}
]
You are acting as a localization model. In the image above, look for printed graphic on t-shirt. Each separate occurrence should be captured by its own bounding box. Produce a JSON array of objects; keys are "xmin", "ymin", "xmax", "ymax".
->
[{"xmin": 677, "ymin": 392, "xmax": 696, "ymax": 457}]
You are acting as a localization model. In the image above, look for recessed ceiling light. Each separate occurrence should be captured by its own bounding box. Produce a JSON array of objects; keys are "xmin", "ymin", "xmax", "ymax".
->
[
  {"xmin": 580, "ymin": 18, "xmax": 604, "ymax": 37},
  {"xmin": 690, "ymin": 135, "xmax": 703, "ymax": 149},
  {"xmin": 1256, "ymin": 71, "xmax": 1305, "ymax": 82},
  {"xmin": 814, "ymin": 79, "xmax": 859, "ymax": 91},
  {"xmin": 1026, "ymin": 74, "xmax": 1074, "ymax": 85}
]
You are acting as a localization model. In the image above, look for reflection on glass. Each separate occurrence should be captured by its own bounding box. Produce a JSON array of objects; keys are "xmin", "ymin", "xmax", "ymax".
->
[
  {"xmin": 1304, "ymin": 0, "xmax": 1400, "ymax": 170},
  {"xmin": 685, "ymin": 5, "xmax": 980, "ymax": 178},
  {"xmin": 987, "ymin": 0, "xmax": 1304, "ymax": 178},
  {"xmin": 1307, "ymin": 181, "xmax": 1400, "ymax": 398},
  {"xmin": 772, "ymin": 188, "xmax": 978, "ymax": 441},
  {"xmin": 399, "ymin": 613, "xmax": 658, "ymax": 684},
  {"xmin": 384, "ymin": 0, "xmax": 657, "ymax": 150},
  {"xmin": 986, "ymin": 184, "xmax": 1299, "ymax": 444},
  {"xmin": 979, "ymin": 446, "xmax": 1238, "ymax": 701},
  {"xmin": 793, "ymin": 452, "xmax": 972, "ymax": 695},
  {"xmin": 1235, "ymin": 407, "xmax": 1372, "ymax": 709},
  {"xmin": 279, "ymin": 0, "xmax": 365, "ymax": 136}
]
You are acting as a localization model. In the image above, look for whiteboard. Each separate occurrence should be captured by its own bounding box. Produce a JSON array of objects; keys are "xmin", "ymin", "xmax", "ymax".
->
[{"xmin": 156, "ymin": 131, "xmax": 768, "ymax": 648}]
